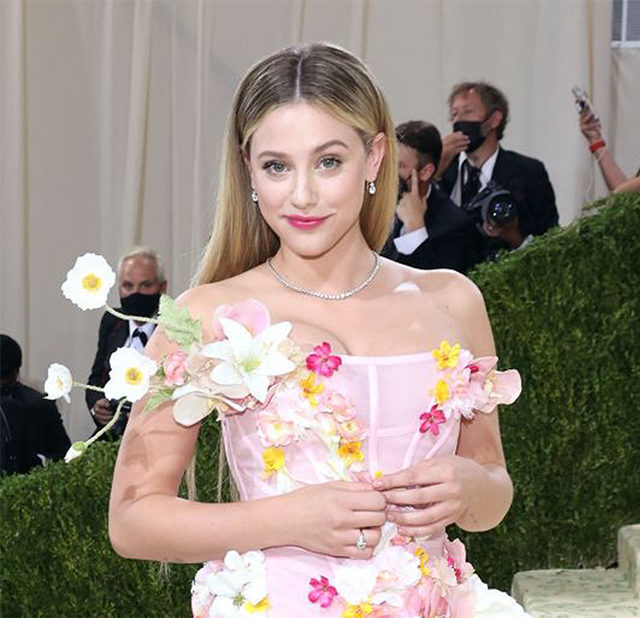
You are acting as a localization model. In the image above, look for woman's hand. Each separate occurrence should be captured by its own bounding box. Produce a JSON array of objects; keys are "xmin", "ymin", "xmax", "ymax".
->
[
  {"xmin": 373, "ymin": 455, "xmax": 482, "ymax": 538},
  {"xmin": 283, "ymin": 481, "xmax": 386, "ymax": 559},
  {"xmin": 579, "ymin": 109, "xmax": 602, "ymax": 144}
]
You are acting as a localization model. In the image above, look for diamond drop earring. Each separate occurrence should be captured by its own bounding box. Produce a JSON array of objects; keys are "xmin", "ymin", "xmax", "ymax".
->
[
  {"xmin": 251, "ymin": 189, "xmax": 259, "ymax": 204},
  {"xmin": 367, "ymin": 180, "xmax": 377, "ymax": 195}
]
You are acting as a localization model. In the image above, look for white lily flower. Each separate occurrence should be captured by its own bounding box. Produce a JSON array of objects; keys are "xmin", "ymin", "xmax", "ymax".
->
[
  {"xmin": 61, "ymin": 253, "xmax": 116, "ymax": 310},
  {"xmin": 202, "ymin": 550, "xmax": 269, "ymax": 617},
  {"xmin": 104, "ymin": 347, "xmax": 157, "ymax": 403},
  {"xmin": 44, "ymin": 363, "xmax": 73, "ymax": 403},
  {"xmin": 64, "ymin": 441, "xmax": 87, "ymax": 463},
  {"xmin": 202, "ymin": 318, "xmax": 295, "ymax": 402}
]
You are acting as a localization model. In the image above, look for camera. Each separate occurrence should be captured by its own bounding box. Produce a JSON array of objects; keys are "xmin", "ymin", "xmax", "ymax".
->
[
  {"xmin": 464, "ymin": 181, "xmax": 518, "ymax": 229},
  {"xmin": 109, "ymin": 398, "xmax": 132, "ymax": 415}
]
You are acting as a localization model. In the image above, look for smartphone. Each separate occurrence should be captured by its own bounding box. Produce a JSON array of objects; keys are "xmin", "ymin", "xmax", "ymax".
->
[{"xmin": 571, "ymin": 86, "xmax": 598, "ymax": 120}]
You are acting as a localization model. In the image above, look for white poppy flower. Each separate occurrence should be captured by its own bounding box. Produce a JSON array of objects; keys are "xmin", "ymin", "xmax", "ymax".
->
[
  {"xmin": 64, "ymin": 441, "xmax": 87, "ymax": 463},
  {"xmin": 61, "ymin": 253, "xmax": 116, "ymax": 310},
  {"xmin": 103, "ymin": 347, "xmax": 157, "ymax": 403},
  {"xmin": 44, "ymin": 363, "xmax": 73, "ymax": 403},
  {"xmin": 202, "ymin": 318, "xmax": 295, "ymax": 403},
  {"xmin": 333, "ymin": 561, "xmax": 378, "ymax": 605}
]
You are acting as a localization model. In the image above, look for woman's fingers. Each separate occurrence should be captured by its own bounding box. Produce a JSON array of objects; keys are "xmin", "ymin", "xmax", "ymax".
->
[
  {"xmin": 341, "ymin": 527, "xmax": 381, "ymax": 559},
  {"xmin": 396, "ymin": 516, "xmax": 451, "ymax": 540}
]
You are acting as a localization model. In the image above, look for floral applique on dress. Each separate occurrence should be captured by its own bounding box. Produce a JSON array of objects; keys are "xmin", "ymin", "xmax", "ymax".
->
[{"xmin": 147, "ymin": 300, "xmax": 523, "ymax": 618}]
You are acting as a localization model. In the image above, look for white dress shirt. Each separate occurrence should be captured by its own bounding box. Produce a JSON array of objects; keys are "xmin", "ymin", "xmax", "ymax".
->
[
  {"xmin": 450, "ymin": 146, "xmax": 500, "ymax": 206},
  {"xmin": 124, "ymin": 320, "xmax": 156, "ymax": 353}
]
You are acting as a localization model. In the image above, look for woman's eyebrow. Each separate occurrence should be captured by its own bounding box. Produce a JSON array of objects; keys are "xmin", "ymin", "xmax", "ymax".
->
[{"xmin": 257, "ymin": 139, "xmax": 349, "ymax": 160}]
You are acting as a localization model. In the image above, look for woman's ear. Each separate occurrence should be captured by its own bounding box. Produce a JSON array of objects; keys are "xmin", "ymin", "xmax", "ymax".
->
[
  {"xmin": 366, "ymin": 132, "xmax": 387, "ymax": 180},
  {"xmin": 243, "ymin": 150, "xmax": 256, "ymax": 188}
]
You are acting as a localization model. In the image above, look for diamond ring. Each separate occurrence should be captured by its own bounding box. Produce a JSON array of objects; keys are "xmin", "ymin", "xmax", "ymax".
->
[{"xmin": 356, "ymin": 529, "xmax": 367, "ymax": 550}]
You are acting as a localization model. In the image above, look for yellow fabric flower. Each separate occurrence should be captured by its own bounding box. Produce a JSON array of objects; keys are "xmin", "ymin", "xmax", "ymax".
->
[
  {"xmin": 262, "ymin": 447, "xmax": 285, "ymax": 477},
  {"xmin": 338, "ymin": 441, "xmax": 364, "ymax": 467},
  {"xmin": 299, "ymin": 372, "xmax": 324, "ymax": 407},
  {"xmin": 434, "ymin": 379, "xmax": 450, "ymax": 404},
  {"xmin": 243, "ymin": 597, "xmax": 269, "ymax": 613},
  {"xmin": 415, "ymin": 547, "xmax": 431, "ymax": 576},
  {"xmin": 343, "ymin": 603, "xmax": 373, "ymax": 618},
  {"xmin": 433, "ymin": 340, "xmax": 460, "ymax": 370}
]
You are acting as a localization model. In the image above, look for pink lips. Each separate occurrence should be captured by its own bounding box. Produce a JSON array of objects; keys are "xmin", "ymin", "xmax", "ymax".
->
[{"xmin": 285, "ymin": 215, "xmax": 330, "ymax": 230}]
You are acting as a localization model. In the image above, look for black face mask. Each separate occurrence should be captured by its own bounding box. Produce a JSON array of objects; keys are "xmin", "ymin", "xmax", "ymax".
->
[
  {"xmin": 120, "ymin": 292, "xmax": 161, "ymax": 318},
  {"xmin": 453, "ymin": 119, "xmax": 488, "ymax": 153}
]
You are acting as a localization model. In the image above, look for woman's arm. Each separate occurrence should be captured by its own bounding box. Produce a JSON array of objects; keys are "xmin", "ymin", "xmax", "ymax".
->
[
  {"xmin": 109, "ymin": 291, "xmax": 386, "ymax": 563},
  {"xmin": 375, "ymin": 273, "xmax": 513, "ymax": 536},
  {"xmin": 579, "ymin": 109, "xmax": 628, "ymax": 191}
]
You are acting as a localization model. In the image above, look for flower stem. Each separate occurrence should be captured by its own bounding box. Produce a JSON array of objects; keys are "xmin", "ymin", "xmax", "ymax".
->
[
  {"xmin": 74, "ymin": 382, "xmax": 104, "ymax": 393},
  {"xmin": 85, "ymin": 399, "xmax": 128, "ymax": 447},
  {"xmin": 103, "ymin": 304, "xmax": 159, "ymax": 325}
]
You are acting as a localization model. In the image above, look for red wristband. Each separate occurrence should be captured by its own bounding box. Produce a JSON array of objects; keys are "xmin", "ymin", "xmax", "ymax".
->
[{"xmin": 589, "ymin": 139, "xmax": 606, "ymax": 153}]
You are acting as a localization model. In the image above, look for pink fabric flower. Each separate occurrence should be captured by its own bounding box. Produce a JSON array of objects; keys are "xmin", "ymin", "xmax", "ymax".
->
[
  {"xmin": 336, "ymin": 418, "xmax": 365, "ymax": 441},
  {"xmin": 419, "ymin": 405, "xmax": 446, "ymax": 435},
  {"xmin": 306, "ymin": 342, "xmax": 342, "ymax": 377},
  {"xmin": 467, "ymin": 356, "xmax": 522, "ymax": 413},
  {"xmin": 163, "ymin": 350, "xmax": 188, "ymax": 386},
  {"xmin": 308, "ymin": 575, "xmax": 337, "ymax": 608},
  {"xmin": 211, "ymin": 299, "xmax": 270, "ymax": 339},
  {"xmin": 321, "ymin": 390, "xmax": 356, "ymax": 422}
]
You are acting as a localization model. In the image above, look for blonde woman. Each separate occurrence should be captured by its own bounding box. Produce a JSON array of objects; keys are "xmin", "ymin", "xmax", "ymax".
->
[{"xmin": 110, "ymin": 43, "xmax": 529, "ymax": 617}]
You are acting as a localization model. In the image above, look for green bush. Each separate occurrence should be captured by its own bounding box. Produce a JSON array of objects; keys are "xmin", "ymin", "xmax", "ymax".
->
[
  {"xmin": 459, "ymin": 192, "xmax": 640, "ymax": 588},
  {"xmin": 2, "ymin": 193, "xmax": 639, "ymax": 614}
]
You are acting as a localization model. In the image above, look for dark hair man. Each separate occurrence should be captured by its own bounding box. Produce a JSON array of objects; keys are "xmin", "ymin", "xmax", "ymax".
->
[
  {"xmin": 1, "ymin": 334, "xmax": 71, "ymax": 473},
  {"xmin": 382, "ymin": 120, "xmax": 478, "ymax": 272},
  {"xmin": 438, "ymin": 81, "xmax": 558, "ymax": 238},
  {"xmin": 86, "ymin": 246, "xmax": 167, "ymax": 437}
]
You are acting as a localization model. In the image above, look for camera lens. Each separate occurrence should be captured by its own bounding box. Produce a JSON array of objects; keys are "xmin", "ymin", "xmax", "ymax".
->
[{"xmin": 487, "ymin": 198, "xmax": 517, "ymax": 224}]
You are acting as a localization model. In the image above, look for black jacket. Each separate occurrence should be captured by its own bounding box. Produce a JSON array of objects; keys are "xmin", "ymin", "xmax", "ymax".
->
[
  {"xmin": 382, "ymin": 184, "xmax": 479, "ymax": 273},
  {"xmin": 440, "ymin": 148, "xmax": 558, "ymax": 238},
  {"xmin": 85, "ymin": 311, "xmax": 129, "ymax": 423},
  {"xmin": 1, "ymin": 383, "xmax": 71, "ymax": 473}
]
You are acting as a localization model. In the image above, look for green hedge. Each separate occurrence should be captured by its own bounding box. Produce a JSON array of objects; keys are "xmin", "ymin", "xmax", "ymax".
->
[{"xmin": 2, "ymin": 193, "xmax": 639, "ymax": 614}]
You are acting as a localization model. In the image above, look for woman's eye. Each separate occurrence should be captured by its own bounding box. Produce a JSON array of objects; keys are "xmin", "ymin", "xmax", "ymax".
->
[
  {"xmin": 319, "ymin": 156, "xmax": 341, "ymax": 170},
  {"xmin": 264, "ymin": 161, "xmax": 287, "ymax": 174}
]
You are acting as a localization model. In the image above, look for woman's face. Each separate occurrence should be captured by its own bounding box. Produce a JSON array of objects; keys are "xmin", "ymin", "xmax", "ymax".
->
[{"xmin": 246, "ymin": 102, "xmax": 385, "ymax": 258}]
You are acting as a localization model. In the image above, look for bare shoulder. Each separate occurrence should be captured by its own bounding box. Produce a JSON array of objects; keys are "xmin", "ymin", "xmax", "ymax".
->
[
  {"xmin": 386, "ymin": 260, "xmax": 485, "ymax": 315},
  {"xmin": 383, "ymin": 261, "xmax": 493, "ymax": 356},
  {"xmin": 175, "ymin": 268, "xmax": 265, "ymax": 317}
]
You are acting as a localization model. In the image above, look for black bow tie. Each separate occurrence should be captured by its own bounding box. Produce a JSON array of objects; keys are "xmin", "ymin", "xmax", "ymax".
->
[{"xmin": 132, "ymin": 328, "xmax": 148, "ymax": 347}]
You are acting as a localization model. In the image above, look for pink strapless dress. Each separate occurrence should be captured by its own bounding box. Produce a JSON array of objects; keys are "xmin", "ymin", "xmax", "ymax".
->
[{"xmin": 190, "ymin": 345, "xmax": 530, "ymax": 618}]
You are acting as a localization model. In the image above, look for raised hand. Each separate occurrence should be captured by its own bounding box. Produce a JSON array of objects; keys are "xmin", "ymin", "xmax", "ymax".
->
[
  {"xmin": 438, "ymin": 131, "xmax": 470, "ymax": 176},
  {"xmin": 374, "ymin": 455, "xmax": 481, "ymax": 539},
  {"xmin": 284, "ymin": 481, "xmax": 386, "ymax": 559},
  {"xmin": 396, "ymin": 169, "xmax": 427, "ymax": 232},
  {"xmin": 579, "ymin": 108, "xmax": 602, "ymax": 144}
]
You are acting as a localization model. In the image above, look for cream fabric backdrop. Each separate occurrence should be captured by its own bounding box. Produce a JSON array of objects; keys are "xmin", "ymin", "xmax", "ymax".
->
[{"xmin": 1, "ymin": 0, "xmax": 637, "ymax": 440}]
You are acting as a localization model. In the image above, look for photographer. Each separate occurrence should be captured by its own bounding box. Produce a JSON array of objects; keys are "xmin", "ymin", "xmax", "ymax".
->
[
  {"xmin": 382, "ymin": 120, "xmax": 478, "ymax": 273},
  {"xmin": 471, "ymin": 184, "xmax": 533, "ymax": 261},
  {"xmin": 86, "ymin": 247, "xmax": 166, "ymax": 438}
]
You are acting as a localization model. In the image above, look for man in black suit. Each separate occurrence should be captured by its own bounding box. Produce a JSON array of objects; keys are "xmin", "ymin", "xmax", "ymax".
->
[
  {"xmin": 86, "ymin": 247, "xmax": 167, "ymax": 437},
  {"xmin": 382, "ymin": 120, "xmax": 478, "ymax": 273},
  {"xmin": 1, "ymin": 334, "xmax": 71, "ymax": 473},
  {"xmin": 437, "ymin": 81, "xmax": 558, "ymax": 239}
]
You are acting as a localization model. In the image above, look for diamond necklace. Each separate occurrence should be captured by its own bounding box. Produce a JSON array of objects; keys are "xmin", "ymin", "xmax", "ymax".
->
[{"xmin": 266, "ymin": 252, "xmax": 380, "ymax": 301}]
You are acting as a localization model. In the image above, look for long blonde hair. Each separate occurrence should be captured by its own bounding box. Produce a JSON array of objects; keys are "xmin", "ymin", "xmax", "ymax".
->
[{"xmin": 194, "ymin": 42, "xmax": 397, "ymax": 286}]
